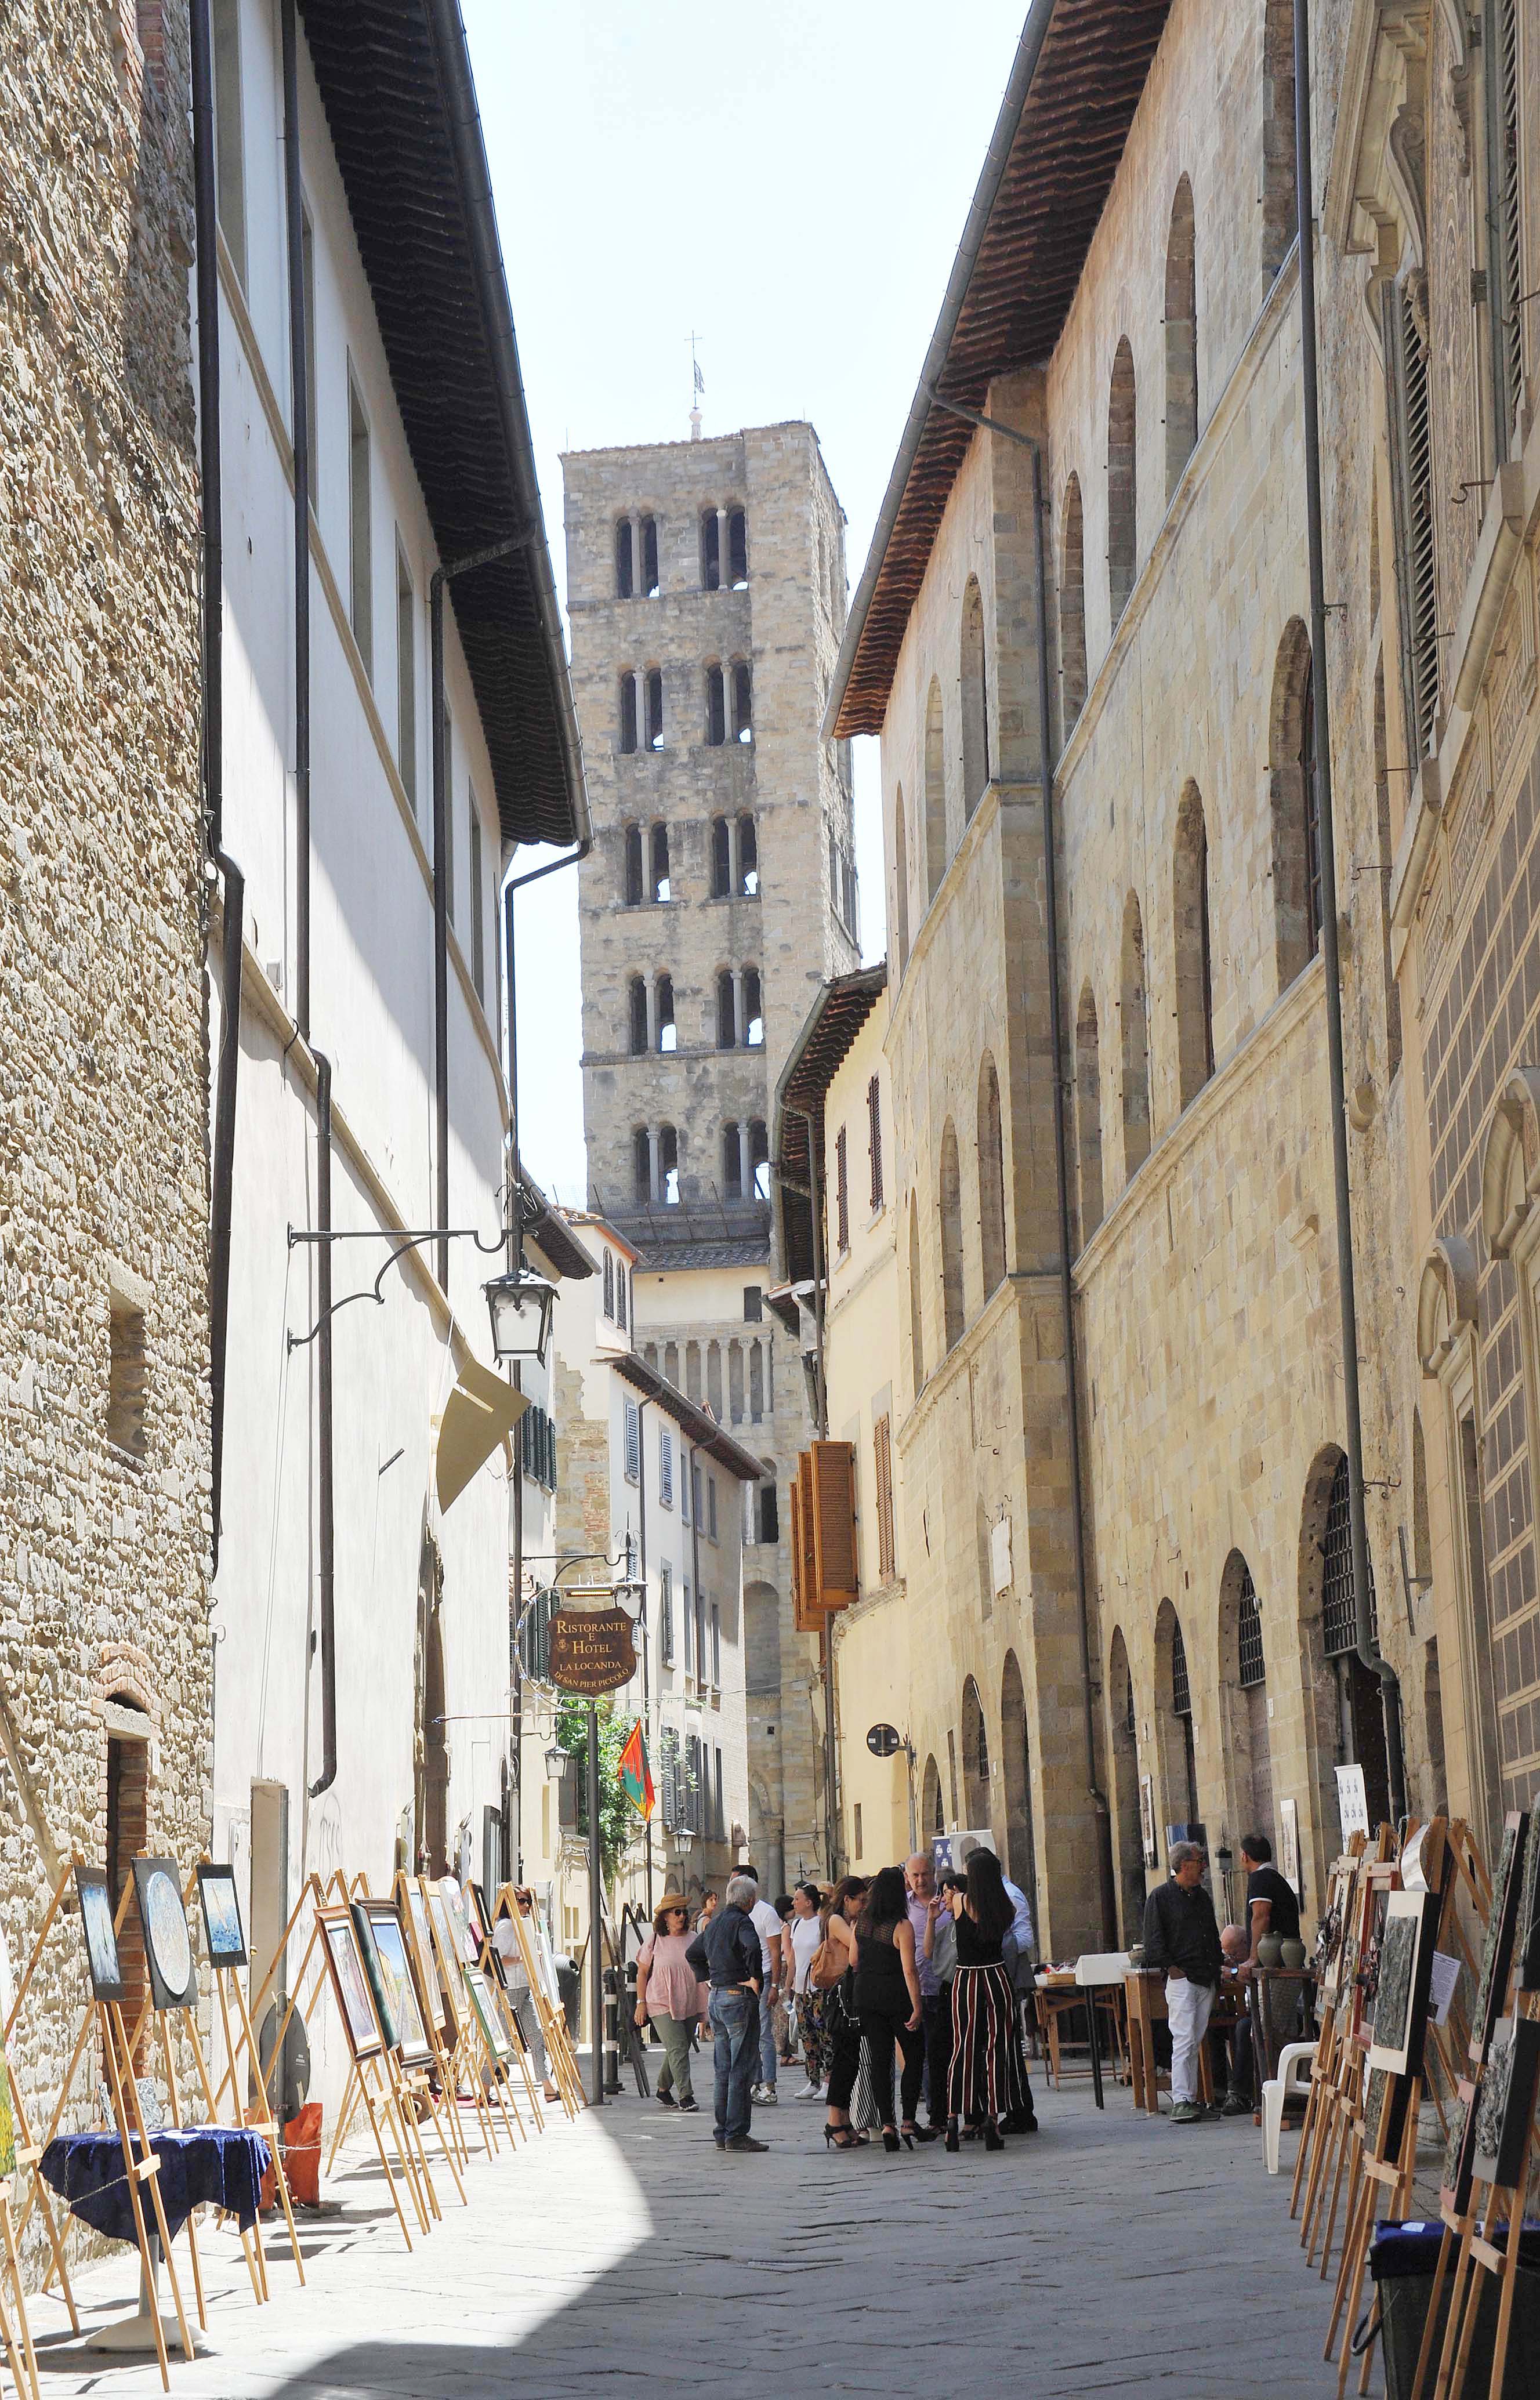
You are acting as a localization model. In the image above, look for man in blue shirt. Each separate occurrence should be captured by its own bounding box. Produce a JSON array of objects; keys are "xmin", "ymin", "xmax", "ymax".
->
[{"xmin": 686, "ymin": 1875, "xmax": 767, "ymax": 2153}]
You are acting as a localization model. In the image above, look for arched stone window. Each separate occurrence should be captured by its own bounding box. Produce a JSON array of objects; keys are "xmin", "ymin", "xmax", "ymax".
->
[
  {"xmin": 1107, "ymin": 1626, "xmax": 1144, "ymax": 1939},
  {"xmin": 1075, "ymin": 983, "xmax": 1103, "ymax": 1239},
  {"xmin": 655, "ymin": 973, "xmax": 675, "ymax": 1053},
  {"xmin": 922, "ymin": 1753, "xmax": 943, "ymax": 1839},
  {"xmin": 1119, "ymin": 892, "xmax": 1150, "ymax": 1179},
  {"xmin": 1218, "ymin": 1550, "xmax": 1273, "ymax": 1848},
  {"xmin": 924, "ymin": 679, "xmax": 947, "ymax": 901},
  {"xmin": 1107, "ymin": 337, "xmax": 1137, "ymax": 624},
  {"xmin": 977, "ymin": 1053, "xmax": 1006, "ymax": 1297},
  {"xmin": 1269, "ymin": 618, "xmax": 1319, "ymax": 990},
  {"xmin": 908, "ymin": 1195, "xmax": 925, "ymax": 1394},
  {"xmin": 961, "ymin": 1676, "xmax": 990, "ymax": 1829},
  {"xmin": 961, "ymin": 577, "xmax": 989, "ymax": 820},
  {"xmin": 1261, "ymin": 0, "xmax": 1298, "ymax": 284},
  {"xmin": 893, "ymin": 784, "xmax": 910, "ymax": 975},
  {"xmin": 1173, "ymin": 781, "xmax": 1215, "ymax": 1107},
  {"xmin": 1165, "ymin": 176, "xmax": 1197, "ymax": 498},
  {"xmin": 1060, "ymin": 475, "xmax": 1087, "ymax": 730},
  {"xmin": 628, "ymin": 974, "xmax": 648, "ymax": 1055},
  {"xmin": 1154, "ymin": 1598, "xmax": 1199, "ymax": 1832},
  {"xmin": 999, "ymin": 1652, "xmax": 1038, "ymax": 1928},
  {"xmin": 939, "ymin": 1119, "xmax": 965, "ymax": 1353}
]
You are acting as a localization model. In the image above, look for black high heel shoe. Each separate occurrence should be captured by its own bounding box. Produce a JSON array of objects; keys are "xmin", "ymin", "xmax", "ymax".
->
[
  {"xmin": 944, "ymin": 2118, "xmax": 961, "ymax": 2154},
  {"xmin": 824, "ymin": 2125, "xmax": 859, "ymax": 2150},
  {"xmin": 882, "ymin": 2126, "xmax": 902, "ymax": 2152},
  {"xmin": 983, "ymin": 2118, "xmax": 1005, "ymax": 2152},
  {"xmin": 903, "ymin": 2122, "xmax": 937, "ymax": 2144}
]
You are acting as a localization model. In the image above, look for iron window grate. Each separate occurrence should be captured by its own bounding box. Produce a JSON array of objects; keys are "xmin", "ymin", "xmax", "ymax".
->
[
  {"xmin": 1237, "ymin": 1563, "xmax": 1266, "ymax": 1689},
  {"xmin": 1171, "ymin": 1618, "xmax": 1192, "ymax": 1719},
  {"xmin": 1322, "ymin": 1454, "xmax": 1379, "ymax": 1655}
]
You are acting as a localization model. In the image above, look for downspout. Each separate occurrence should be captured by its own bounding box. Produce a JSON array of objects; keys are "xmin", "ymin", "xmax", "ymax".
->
[
  {"xmin": 190, "ymin": 0, "xmax": 242, "ymax": 1576},
  {"xmin": 635, "ymin": 1400, "xmax": 653, "ymax": 1916},
  {"xmin": 1293, "ymin": 0, "xmax": 1405, "ymax": 1823},
  {"xmin": 923, "ymin": 382, "xmax": 1114, "ymax": 1939},
  {"xmin": 309, "ymin": 1056, "xmax": 337, "ymax": 1797},
  {"xmin": 430, "ymin": 573, "xmax": 450, "ymax": 1293},
  {"xmin": 282, "ymin": 0, "xmax": 310, "ymax": 1046}
]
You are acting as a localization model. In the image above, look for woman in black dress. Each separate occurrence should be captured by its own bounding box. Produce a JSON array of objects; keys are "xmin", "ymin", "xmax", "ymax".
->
[
  {"xmin": 842, "ymin": 1865, "xmax": 929, "ymax": 2150},
  {"xmin": 945, "ymin": 1847, "xmax": 1034, "ymax": 2151}
]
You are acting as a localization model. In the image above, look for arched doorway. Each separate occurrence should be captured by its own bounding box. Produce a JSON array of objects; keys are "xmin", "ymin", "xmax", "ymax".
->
[
  {"xmin": 1107, "ymin": 1629, "xmax": 1144, "ymax": 1941},
  {"xmin": 423, "ymin": 1608, "xmax": 448, "ymax": 1875},
  {"xmin": 921, "ymin": 1753, "xmax": 943, "ymax": 1841},
  {"xmin": 1299, "ymin": 1447, "xmax": 1390, "ymax": 1863},
  {"xmin": 1000, "ymin": 1653, "xmax": 1039, "ymax": 1940},
  {"xmin": 961, "ymin": 1676, "xmax": 990, "ymax": 1830},
  {"xmin": 1154, "ymin": 1598, "xmax": 1200, "ymax": 1844},
  {"xmin": 1219, "ymin": 1549, "xmax": 1274, "ymax": 1849}
]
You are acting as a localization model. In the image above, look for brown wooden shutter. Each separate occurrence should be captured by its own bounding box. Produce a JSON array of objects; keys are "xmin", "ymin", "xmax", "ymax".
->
[
  {"xmin": 874, "ymin": 1414, "xmax": 895, "ymax": 1583},
  {"xmin": 810, "ymin": 1439, "xmax": 858, "ymax": 1609},
  {"xmin": 867, "ymin": 1074, "xmax": 883, "ymax": 1209},
  {"xmin": 835, "ymin": 1126, "xmax": 849, "ymax": 1253}
]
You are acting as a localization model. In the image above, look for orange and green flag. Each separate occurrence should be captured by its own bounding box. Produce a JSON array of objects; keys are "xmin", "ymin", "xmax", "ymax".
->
[{"xmin": 619, "ymin": 1720, "xmax": 654, "ymax": 1821}]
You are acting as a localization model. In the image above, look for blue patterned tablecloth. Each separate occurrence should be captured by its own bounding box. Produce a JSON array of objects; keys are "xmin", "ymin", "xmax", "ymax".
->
[{"xmin": 41, "ymin": 2128, "xmax": 270, "ymax": 2245}]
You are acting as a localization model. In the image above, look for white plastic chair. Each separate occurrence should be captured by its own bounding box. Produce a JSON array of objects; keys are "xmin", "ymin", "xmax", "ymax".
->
[{"xmin": 1262, "ymin": 2041, "xmax": 1317, "ymax": 2173}]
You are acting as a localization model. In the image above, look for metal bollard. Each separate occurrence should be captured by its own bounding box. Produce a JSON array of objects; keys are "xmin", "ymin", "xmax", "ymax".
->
[{"xmin": 602, "ymin": 1963, "xmax": 622, "ymax": 2095}]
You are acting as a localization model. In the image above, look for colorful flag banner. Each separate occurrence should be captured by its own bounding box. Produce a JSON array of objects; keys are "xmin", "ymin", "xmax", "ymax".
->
[{"xmin": 619, "ymin": 1719, "xmax": 655, "ymax": 1822}]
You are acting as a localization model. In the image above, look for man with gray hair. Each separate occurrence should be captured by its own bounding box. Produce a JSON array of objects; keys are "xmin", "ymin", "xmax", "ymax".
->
[
  {"xmin": 686, "ymin": 1874, "xmax": 767, "ymax": 2152},
  {"xmin": 1141, "ymin": 1841, "xmax": 1223, "ymax": 2124}
]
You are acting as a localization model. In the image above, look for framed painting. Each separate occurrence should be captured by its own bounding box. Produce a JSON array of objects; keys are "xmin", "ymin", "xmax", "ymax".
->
[
  {"xmin": 1516, "ymin": 1801, "xmax": 1540, "ymax": 1992},
  {"xmin": 444, "ymin": 1883, "xmax": 478, "ymax": 1967},
  {"xmin": 463, "ymin": 1967, "xmax": 513, "ymax": 2064},
  {"xmin": 1440, "ymin": 2083, "xmax": 1479, "ymax": 2218},
  {"xmin": 1139, "ymin": 1774, "xmax": 1158, "ymax": 1869},
  {"xmin": 352, "ymin": 1901, "xmax": 432, "ymax": 2071},
  {"xmin": 317, "ymin": 1906, "xmax": 383, "ymax": 2062},
  {"xmin": 426, "ymin": 1888, "xmax": 465, "ymax": 2038},
  {"xmin": 1362, "ymin": 2065, "xmax": 1409, "ymax": 2159},
  {"xmin": 400, "ymin": 1881, "xmax": 447, "ymax": 2034},
  {"xmin": 197, "ymin": 1864, "xmax": 248, "ymax": 1968},
  {"xmin": 74, "ymin": 1866, "xmax": 127, "ymax": 2006},
  {"xmin": 1367, "ymin": 1891, "xmax": 1441, "ymax": 2080},
  {"xmin": 1472, "ymin": 2015, "xmax": 1540, "ymax": 2192},
  {"xmin": 1469, "ymin": 1810, "xmax": 1528, "ymax": 2061},
  {"xmin": 463, "ymin": 1881, "xmax": 490, "ymax": 1953},
  {"xmin": 131, "ymin": 1857, "xmax": 198, "ymax": 2011}
]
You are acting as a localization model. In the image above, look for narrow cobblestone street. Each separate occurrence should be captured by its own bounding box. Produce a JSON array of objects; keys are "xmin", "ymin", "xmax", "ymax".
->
[{"xmin": 30, "ymin": 2082, "xmax": 1346, "ymax": 2397}]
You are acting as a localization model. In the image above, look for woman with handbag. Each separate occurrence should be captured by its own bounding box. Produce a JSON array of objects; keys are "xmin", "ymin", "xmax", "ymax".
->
[
  {"xmin": 635, "ymin": 1894, "xmax": 709, "ymax": 2112},
  {"xmin": 785, "ymin": 1883, "xmax": 826, "ymax": 2096},
  {"xmin": 819, "ymin": 1876, "xmax": 875, "ymax": 2151}
]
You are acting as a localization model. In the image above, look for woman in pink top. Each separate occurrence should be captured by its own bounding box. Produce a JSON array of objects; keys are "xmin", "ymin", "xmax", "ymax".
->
[{"xmin": 635, "ymin": 1895, "xmax": 709, "ymax": 2111}]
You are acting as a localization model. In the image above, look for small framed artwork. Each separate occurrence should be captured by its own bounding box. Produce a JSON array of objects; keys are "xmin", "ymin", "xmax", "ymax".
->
[
  {"xmin": 1440, "ymin": 2082, "xmax": 1479, "ymax": 2219},
  {"xmin": 75, "ymin": 1866, "xmax": 127, "ymax": 2006},
  {"xmin": 1469, "ymin": 1810, "xmax": 1529, "ymax": 2061},
  {"xmin": 197, "ymin": 1865, "xmax": 248, "ymax": 1969},
  {"xmin": 1279, "ymin": 1800, "xmax": 1302, "ymax": 1904},
  {"xmin": 1367, "ymin": 1890, "xmax": 1441, "ymax": 2081},
  {"xmin": 444, "ymin": 1883, "xmax": 478, "ymax": 1967},
  {"xmin": 1362, "ymin": 2065, "xmax": 1408, "ymax": 2160},
  {"xmin": 317, "ymin": 1906, "xmax": 383, "ymax": 2063},
  {"xmin": 401, "ymin": 1882, "xmax": 447, "ymax": 2034},
  {"xmin": 1472, "ymin": 2015, "xmax": 1540, "ymax": 2192},
  {"xmin": 463, "ymin": 1881, "xmax": 490, "ymax": 1952},
  {"xmin": 1139, "ymin": 1774, "xmax": 1158, "ymax": 1869},
  {"xmin": 352, "ymin": 1902, "xmax": 432, "ymax": 2071},
  {"xmin": 1515, "ymin": 1803, "xmax": 1540, "ymax": 1992},
  {"xmin": 426, "ymin": 1888, "xmax": 465, "ymax": 2038},
  {"xmin": 463, "ymin": 1967, "xmax": 513, "ymax": 2064},
  {"xmin": 132, "ymin": 1858, "xmax": 198, "ymax": 2012}
]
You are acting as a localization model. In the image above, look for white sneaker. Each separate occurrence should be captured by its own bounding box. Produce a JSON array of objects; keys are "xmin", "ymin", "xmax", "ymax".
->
[
  {"xmin": 796, "ymin": 2080, "xmax": 824, "ymax": 2100},
  {"xmin": 751, "ymin": 2082, "xmax": 778, "ymax": 2105}
]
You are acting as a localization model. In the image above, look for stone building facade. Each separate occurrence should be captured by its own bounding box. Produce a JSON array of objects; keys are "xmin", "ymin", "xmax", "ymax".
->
[
  {"xmin": 565, "ymin": 425, "xmax": 858, "ymax": 1887},
  {"xmin": 820, "ymin": 0, "xmax": 1519, "ymax": 1949},
  {"xmin": 0, "ymin": 0, "xmax": 210, "ymax": 2223}
]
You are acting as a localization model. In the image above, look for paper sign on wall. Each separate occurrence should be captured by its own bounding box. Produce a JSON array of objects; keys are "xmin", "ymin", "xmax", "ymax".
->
[
  {"xmin": 991, "ymin": 1517, "xmax": 1013, "ymax": 1597},
  {"xmin": 1428, "ymin": 1950, "xmax": 1461, "ymax": 2027},
  {"xmin": 1279, "ymin": 1798, "xmax": 1302, "ymax": 1899},
  {"xmin": 1335, "ymin": 1764, "xmax": 1369, "ymax": 1844}
]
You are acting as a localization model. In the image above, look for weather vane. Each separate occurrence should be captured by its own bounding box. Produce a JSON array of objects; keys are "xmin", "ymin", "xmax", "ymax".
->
[{"xmin": 689, "ymin": 330, "xmax": 704, "ymax": 439}]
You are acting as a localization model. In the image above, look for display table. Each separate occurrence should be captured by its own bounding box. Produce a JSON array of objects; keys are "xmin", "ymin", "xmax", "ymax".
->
[
  {"xmin": 41, "ymin": 2127, "xmax": 270, "ymax": 2245},
  {"xmin": 1124, "ymin": 1971, "xmax": 1245, "ymax": 2113},
  {"xmin": 1034, "ymin": 1966, "xmax": 1127, "ymax": 2102}
]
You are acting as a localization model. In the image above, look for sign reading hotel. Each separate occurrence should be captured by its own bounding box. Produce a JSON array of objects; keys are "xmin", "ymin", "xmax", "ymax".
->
[{"xmin": 547, "ymin": 1598, "xmax": 636, "ymax": 1696}]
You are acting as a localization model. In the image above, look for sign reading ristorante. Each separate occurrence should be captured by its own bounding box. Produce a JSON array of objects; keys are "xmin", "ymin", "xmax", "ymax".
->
[{"xmin": 547, "ymin": 1600, "xmax": 636, "ymax": 1696}]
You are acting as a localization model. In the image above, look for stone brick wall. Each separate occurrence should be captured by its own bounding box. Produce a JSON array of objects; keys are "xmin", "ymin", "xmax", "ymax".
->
[{"xmin": 0, "ymin": 0, "xmax": 209, "ymax": 2270}]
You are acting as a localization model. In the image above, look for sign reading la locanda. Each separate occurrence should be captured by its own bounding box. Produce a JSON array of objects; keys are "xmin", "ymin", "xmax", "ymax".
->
[{"xmin": 547, "ymin": 1601, "xmax": 636, "ymax": 1696}]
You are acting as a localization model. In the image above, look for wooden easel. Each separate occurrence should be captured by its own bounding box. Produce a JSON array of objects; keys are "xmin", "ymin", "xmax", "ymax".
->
[
  {"xmin": 422, "ymin": 1895, "xmax": 524, "ymax": 2153},
  {"xmin": 495, "ymin": 1885, "xmax": 584, "ymax": 2118},
  {"xmin": 393, "ymin": 1873, "xmax": 483, "ymax": 2166},
  {"xmin": 321, "ymin": 1880, "xmax": 465, "ymax": 2214},
  {"xmin": 473, "ymin": 1898, "xmax": 545, "ymax": 2131},
  {"xmin": 2, "ymin": 1860, "xmax": 87, "ymax": 2339},
  {"xmin": 1291, "ymin": 1843, "xmax": 1366, "ymax": 2227},
  {"xmin": 414, "ymin": 1881, "xmax": 517, "ymax": 2155},
  {"xmin": 1307, "ymin": 1842, "xmax": 1398, "ymax": 2278}
]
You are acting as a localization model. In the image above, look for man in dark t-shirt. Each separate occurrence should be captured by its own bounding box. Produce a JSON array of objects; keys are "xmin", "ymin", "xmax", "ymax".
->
[{"xmin": 1241, "ymin": 1834, "xmax": 1300, "ymax": 1949}]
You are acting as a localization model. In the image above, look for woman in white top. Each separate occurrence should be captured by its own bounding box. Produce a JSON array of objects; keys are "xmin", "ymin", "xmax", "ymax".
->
[{"xmin": 787, "ymin": 1883, "xmax": 824, "ymax": 2095}]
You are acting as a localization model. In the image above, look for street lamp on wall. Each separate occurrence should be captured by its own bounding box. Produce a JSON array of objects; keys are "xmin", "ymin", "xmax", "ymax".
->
[{"xmin": 484, "ymin": 1266, "xmax": 557, "ymax": 1365}]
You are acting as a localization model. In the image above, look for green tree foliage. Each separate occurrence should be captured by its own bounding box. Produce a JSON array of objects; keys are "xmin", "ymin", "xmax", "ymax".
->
[{"xmin": 555, "ymin": 1697, "xmax": 634, "ymax": 1891}]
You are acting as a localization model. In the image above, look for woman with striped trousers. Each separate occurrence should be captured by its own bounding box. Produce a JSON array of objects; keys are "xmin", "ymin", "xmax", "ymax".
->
[{"xmin": 945, "ymin": 1847, "xmax": 1036, "ymax": 2149}]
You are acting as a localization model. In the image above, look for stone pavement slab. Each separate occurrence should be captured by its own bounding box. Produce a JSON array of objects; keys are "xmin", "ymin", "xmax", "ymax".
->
[{"xmin": 23, "ymin": 2079, "xmax": 1351, "ymax": 2397}]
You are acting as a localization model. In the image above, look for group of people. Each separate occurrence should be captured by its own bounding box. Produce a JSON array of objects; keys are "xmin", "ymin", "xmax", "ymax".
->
[
  {"xmin": 1141, "ymin": 1831, "xmax": 1303, "ymax": 2122},
  {"xmin": 636, "ymin": 1850, "xmax": 1039, "ymax": 2156}
]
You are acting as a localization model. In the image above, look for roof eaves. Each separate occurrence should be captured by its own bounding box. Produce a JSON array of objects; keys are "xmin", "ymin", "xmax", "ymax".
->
[{"xmin": 608, "ymin": 1353, "xmax": 766, "ymax": 1483}]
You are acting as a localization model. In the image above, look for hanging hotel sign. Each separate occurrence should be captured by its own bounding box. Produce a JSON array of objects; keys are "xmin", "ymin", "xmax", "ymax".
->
[{"xmin": 546, "ymin": 1593, "xmax": 636, "ymax": 1696}]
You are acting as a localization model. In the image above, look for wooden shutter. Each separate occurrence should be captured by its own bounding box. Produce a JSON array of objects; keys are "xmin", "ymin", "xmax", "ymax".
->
[
  {"xmin": 835, "ymin": 1126, "xmax": 849, "ymax": 1253},
  {"xmin": 874, "ymin": 1414, "xmax": 896, "ymax": 1583},
  {"xmin": 810, "ymin": 1439, "xmax": 858, "ymax": 1609},
  {"xmin": 867, "ymin": 1074, "xmax": 883, "ymax": 1209},
  {"xmin": 1383, "ymin": 279, "xmax": 1438, "ymax": 770}
]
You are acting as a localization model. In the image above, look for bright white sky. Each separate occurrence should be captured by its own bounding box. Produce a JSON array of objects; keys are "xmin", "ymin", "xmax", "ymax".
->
[{"xmin": 465, "ymin": 1, "xmax": 1027, "ymax": 1202}]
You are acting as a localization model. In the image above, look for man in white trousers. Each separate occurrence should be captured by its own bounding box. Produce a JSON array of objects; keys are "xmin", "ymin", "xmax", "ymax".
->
[{"xmin": 1140, "ymin": 1840, "xmax": 1223, "ymax": 2123}]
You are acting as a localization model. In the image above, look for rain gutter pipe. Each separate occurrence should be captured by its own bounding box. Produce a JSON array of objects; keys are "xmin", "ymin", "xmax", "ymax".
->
[
  {"xmin": 1293, "ymin": 0, "xmax": 1405, "ymax": 1823},
  {"xmin": 190, "ymin": 0, "xmax": 244, "ymax": 1579},
  {"xmin": 923, "ymin": 381, "xmax": 1114, "ymax": 1940}
]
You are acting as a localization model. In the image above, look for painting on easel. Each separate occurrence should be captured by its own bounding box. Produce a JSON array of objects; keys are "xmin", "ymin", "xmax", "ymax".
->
[
  {"xmin": 317, "ymin": 1909, "xmax": 383, "ymax": 2062},
  {"xmin": 196, "ymin": 1865, "xmax": 248, "ymax": 1968},
  {"xmin": 352, "ymin": 1904, "xmax": 432, "ymax": 2071},
  {"xmin": 74, "ymin": 1867, "xmax": 126, "ymax": 2005},
  {"xmin": 401, "ymin": 1883, "xmax": 447, "ymax": 2033},
  {"xmin": 1472, "ymin": 2014, "xmax": 1540, "ymax": 2189},
  {"xmin": 1469, "ymin": 1808, "xmax": 1528, "ymax": 2061},
  {"xmin": 1516, "ymin": 1800, "xmax": 1540, "ymax": 1990},
  {"xmin": 131, "ymin": 1858, "xmax": 198, "ymax": 2012},
  {"xmin": 1367, "ymin": 1890, "xmax": 1440, "ymax": 2080}
]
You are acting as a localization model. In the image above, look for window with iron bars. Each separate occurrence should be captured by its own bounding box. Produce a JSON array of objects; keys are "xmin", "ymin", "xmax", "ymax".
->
[
  {"xmin": 1171, "ymin": 1618, "xmax": 1193, "ymax": 1717},
  {"xmin": 1237, "ymin": 1562, "xmax": 1266, "ymax": 1690},
  {"xmin": 1322, "ymin": 1453, "xmax": 1379, "ymax": 1654}
]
